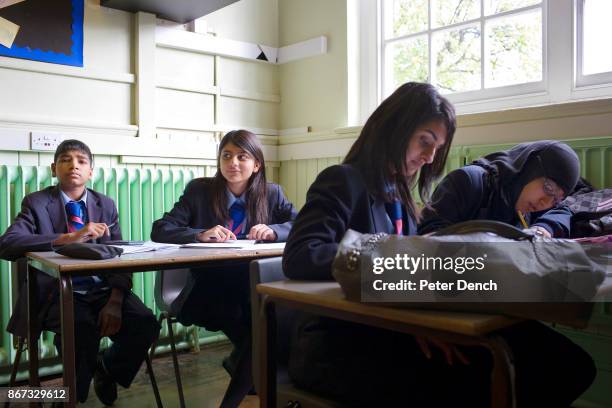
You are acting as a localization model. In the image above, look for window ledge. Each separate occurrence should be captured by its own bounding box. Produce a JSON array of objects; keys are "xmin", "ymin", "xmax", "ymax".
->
[{"xmin": 457, "ymin": 98, "xmax": 612, "ymax": 127}]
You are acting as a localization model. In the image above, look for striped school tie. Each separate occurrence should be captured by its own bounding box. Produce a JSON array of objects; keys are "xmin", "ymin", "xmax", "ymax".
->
[
  {"xmin": 65, "ymin": 201, "xmax": 85, "ymax": 232},
  {"xmin": 385, "ymin": 200, "xmax": 404, "ymax": 236},
  {"xmin": 228, "ymin": 200, "xmax": 246, "ymax": 238},
  {"xmin": 65, "ymin": 200, "xmax": 96, "ymax": 291}
]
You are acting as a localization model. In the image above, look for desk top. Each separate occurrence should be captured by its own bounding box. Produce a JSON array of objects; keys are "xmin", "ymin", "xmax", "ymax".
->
[
  {"xmin": 27, "ymin": 247, "xmax": 283, "ymax": 275},
  {"xmin": 257, "ymin": 280, "xmax": 519, "ymax": 336}
]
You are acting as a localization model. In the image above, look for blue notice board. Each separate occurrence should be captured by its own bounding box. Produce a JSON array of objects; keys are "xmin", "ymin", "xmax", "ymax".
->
[{"xmin": 0, "ymin": 0, "xmax": 84, "ymax": 67}]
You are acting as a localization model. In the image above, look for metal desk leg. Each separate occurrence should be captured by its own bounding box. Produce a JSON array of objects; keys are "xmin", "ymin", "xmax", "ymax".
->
[
  {"xmin": 27, "ymin": 264, "xmax": 40, "ymax": 387},
  {"xmin": 259, "ymin": 297, "xmax": 277, "ymax": 408},
  {"xmin": 485, "ymin": 335, "xmax": 516, "ymax": 408},
  {"xmin": 59, "ymin": 275, "xmax": 76, "ymax": 408}
]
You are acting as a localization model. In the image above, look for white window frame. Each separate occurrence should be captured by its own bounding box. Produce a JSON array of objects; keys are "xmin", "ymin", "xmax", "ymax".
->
[
  {"xmin": 574, "ymin": 0, "xmax": 612, "ymax": 88},
  {"xmin": 348, "ymin": 0, "xmax": 612, "ymax": 117},
  {"xmin": 380, "ymin": 1, "xmax": 547, "ymax": 105}
]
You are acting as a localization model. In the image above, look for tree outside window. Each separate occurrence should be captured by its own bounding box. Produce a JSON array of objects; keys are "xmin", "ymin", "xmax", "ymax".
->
[{"xmin": 382, "ymin": 0, "xmax": 543, "ymax": 97}]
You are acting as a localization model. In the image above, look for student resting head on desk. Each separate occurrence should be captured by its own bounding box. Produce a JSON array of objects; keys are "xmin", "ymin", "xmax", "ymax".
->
[
  {"xmin": 282, "ymin": 84, "xmax": 595, "ymax": 406},
  {"xmin": 150, "ymin": 129, "xmax": 297, "ymax": 405},
  {"xmin": 419, "ymin": 140, "xmax": 581, "ymax": 238},
  {"xmin": 0, "ymin": 139, "xmax": 161, "ymax": 406}
]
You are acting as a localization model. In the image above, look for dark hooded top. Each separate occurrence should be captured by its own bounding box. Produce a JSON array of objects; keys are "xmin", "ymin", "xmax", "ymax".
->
[{"xmin": 418, "ymin": 140, "xmax": 580, "ymax": 237}]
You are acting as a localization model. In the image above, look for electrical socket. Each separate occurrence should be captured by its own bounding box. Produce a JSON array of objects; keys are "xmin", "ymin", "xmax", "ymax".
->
[{"xmin": 31, "ymin": 132, "xmax": 63, "ymax": 151}]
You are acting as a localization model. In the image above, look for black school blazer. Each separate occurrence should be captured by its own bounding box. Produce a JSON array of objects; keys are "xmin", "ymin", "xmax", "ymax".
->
[{"xmin": 151, "ymin": 178, "xmax": 297, "ymax": 244}]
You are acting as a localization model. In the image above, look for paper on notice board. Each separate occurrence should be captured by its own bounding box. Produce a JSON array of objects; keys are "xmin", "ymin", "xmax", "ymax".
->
[
  {"xmin": 0, "ymin": 16, "xmax": 18, "ymax": 48},
  {"xmin": 0, "ymin": 0, "xmax": 26, "ymax": 10}
]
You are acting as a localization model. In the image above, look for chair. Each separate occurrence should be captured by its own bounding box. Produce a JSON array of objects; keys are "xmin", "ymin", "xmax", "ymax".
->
[
  {"xmin": 7, "ymin": 259, "xmax": 162, "ymax": 407},
  {"xmin": 150, "ymin": 268, "xmax": 192, "ymax": 408},
  {"xmin": 250, "ymin": 257, "xmax": 345, "ymax": 408}
]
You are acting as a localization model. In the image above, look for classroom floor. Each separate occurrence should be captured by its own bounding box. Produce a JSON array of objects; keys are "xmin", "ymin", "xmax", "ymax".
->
[{"xmin": 44, "ymin": 341, "xmax": 257, "ymax": 407}]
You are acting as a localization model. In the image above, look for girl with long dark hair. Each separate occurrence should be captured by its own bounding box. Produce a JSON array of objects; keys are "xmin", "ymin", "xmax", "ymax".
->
[{"xmin": 151, "ymin": 129, "xmax": 297, "ymax": 406}]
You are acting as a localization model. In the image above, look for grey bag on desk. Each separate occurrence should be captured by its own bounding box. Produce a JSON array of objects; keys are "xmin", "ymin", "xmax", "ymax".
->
[
  {"xmin": 332, "ymin": 220, "xmax": 609, "ymax": 327},
  {"xmin": 55, "ymin": 243, "xmax": 123, "ymax": 260}
]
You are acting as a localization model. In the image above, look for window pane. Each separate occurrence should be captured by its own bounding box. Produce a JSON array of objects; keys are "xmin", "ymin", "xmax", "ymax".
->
[
  {"xmin": 432, "ymin": 23, "xmax": 481, "ymax": 93},
  {"xmin": 485, "ymin": 9, "xmax": 542, "ymax": 88},
  {"xmin": 583, "ymin": 0, "xmax": 612, "ymax": 75},
  {"xmin": 432, "ymin": 0, "xmax": 480, "ymax": 28},
  {"xmin": 484, "ymin": 0, "xmax": 540, "ymax": 16},
  {"xmin": 388, "ymin": 0, "xmax": 428, "ymax": 38},
  {"xmin": 386, "ymin": 36, "xmax": 429, "ymax": 95}
]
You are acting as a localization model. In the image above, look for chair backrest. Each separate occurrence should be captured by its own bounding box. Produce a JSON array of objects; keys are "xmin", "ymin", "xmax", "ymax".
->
[
  {"xmin": 154, "ymin": 268, "xmax": 191, "ymax": 314},
  {"xmin": 250, "ymin": 257, "xmax": 346, "ymax": 408},
  {"xmin": 250, "ymin": 257, "xmax": 287, "ymax": 392}
]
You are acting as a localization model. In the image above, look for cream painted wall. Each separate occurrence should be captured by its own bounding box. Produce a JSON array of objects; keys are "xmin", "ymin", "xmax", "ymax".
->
[
  {"xmin": 203, "ymin": 0, "xmax": 279, "ymax": 47},
  {"xmin": 84, "ymin": 1, "xmax": 133, "ymax": 73},
  {"xmin": 0, "ymin": 0, "xmax": 133, "ymax": 127},
  {"xmin": 0, "ymin": 0, "xmax": 281, "ymax": 175},
  {"xmin": 279, "ymin": 0, "xmax": 348, "ymax": 132}
]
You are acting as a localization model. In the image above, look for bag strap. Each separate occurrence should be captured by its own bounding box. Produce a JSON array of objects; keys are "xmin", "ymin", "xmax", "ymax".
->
[{"xmin": 430, "ymin": 220, "xmax": 532, "ymax": 240}]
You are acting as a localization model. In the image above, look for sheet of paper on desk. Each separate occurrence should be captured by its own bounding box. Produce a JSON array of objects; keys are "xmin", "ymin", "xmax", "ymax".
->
[
  {"xmin": 109, "ymin": 241, "xmax": 181, "ymax": 254},
  {"xmin": 0, "ymin": 16, "xmax": 19, "ymax": 48},
  {"xmin": 182, "ymin": 240, "xmax": 257, "ymax": 249},
  {"xmin": 236, "ymin": 242, "xmax": 285, "ymax": 250}
]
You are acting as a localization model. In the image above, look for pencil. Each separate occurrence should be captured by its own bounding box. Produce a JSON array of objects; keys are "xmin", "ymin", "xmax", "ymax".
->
[{"xmin": 517, "ymin": 211, "xmax": 529, "ymax": 229}]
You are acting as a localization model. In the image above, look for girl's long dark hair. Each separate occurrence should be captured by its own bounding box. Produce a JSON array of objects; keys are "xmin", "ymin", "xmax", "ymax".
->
[
  {"xmin": 211, "ymin": 130, "xmax": 269, "ymax": 226},
  {"xmin": 344, "ymin": 82, "xmax": 456, "ymax": 219}
]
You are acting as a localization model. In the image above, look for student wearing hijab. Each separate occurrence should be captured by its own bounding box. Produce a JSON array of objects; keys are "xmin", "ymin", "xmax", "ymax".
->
[{"xmin": 419, "ymin": 140, "xmax": 581, "ymax": 237}]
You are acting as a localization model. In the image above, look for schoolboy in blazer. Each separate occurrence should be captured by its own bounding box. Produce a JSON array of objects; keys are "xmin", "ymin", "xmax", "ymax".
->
[{"xmin": 0, "ymin": 140, "xmax": 160, "ymax": 405}]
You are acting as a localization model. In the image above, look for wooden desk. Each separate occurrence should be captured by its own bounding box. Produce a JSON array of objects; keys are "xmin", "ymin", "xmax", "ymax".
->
[
  {"xmin": 26, "ymin": 246, "xmax": 283, "ymax": 407},
  {"xmin": 256, "ymin": 280, "xmax": 521, "ymax": 408}
]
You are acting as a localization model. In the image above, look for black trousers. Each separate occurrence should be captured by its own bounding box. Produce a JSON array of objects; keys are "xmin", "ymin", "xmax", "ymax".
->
[
  {"xmin": 289, "ymin": 318, "xmax": 596, "ymax": 407},
  {"xmin": 45, "ymin": 287, "xmax": 161, "ymax": 403},
  {"xmin": 177, "ymin": 262, "xmax": 251, "ymax": 349},
  {"xmin": 177, "ymin": 262, "xmax": 254, "ymax": 406}
]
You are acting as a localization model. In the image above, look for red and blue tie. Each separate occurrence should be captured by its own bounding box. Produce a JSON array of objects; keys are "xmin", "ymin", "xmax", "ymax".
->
[
  {"xmin": 385, "ymin": 200, "xmax": 404, "ymax": 236},
  {"xmin": 65, "ymin": 201, "xmax": 85, "ymax": 232},
  {"xmin": 228, "ymin": 200, "xmax": 246, "ymax": 238},
  {"xmin": 65, "ymin": 200, "xmax": 96, "ymax": 291}
]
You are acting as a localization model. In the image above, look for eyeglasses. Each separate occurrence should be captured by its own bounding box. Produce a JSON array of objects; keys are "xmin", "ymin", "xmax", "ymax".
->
[{"xmin": 542, "ymin": 178, "xmax": 564, "ymax": 206}]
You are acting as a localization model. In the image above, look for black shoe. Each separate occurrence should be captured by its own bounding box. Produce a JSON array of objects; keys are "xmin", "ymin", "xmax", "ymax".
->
[{"xmin": 94, "ymin": 355, "xmax": 118, "ymax": 406}]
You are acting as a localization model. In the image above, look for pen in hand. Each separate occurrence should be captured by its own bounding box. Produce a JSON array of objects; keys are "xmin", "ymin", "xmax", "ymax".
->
[{"xmin": 104, "ymin": 221, "xmax": 117, "ymax": 237}]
